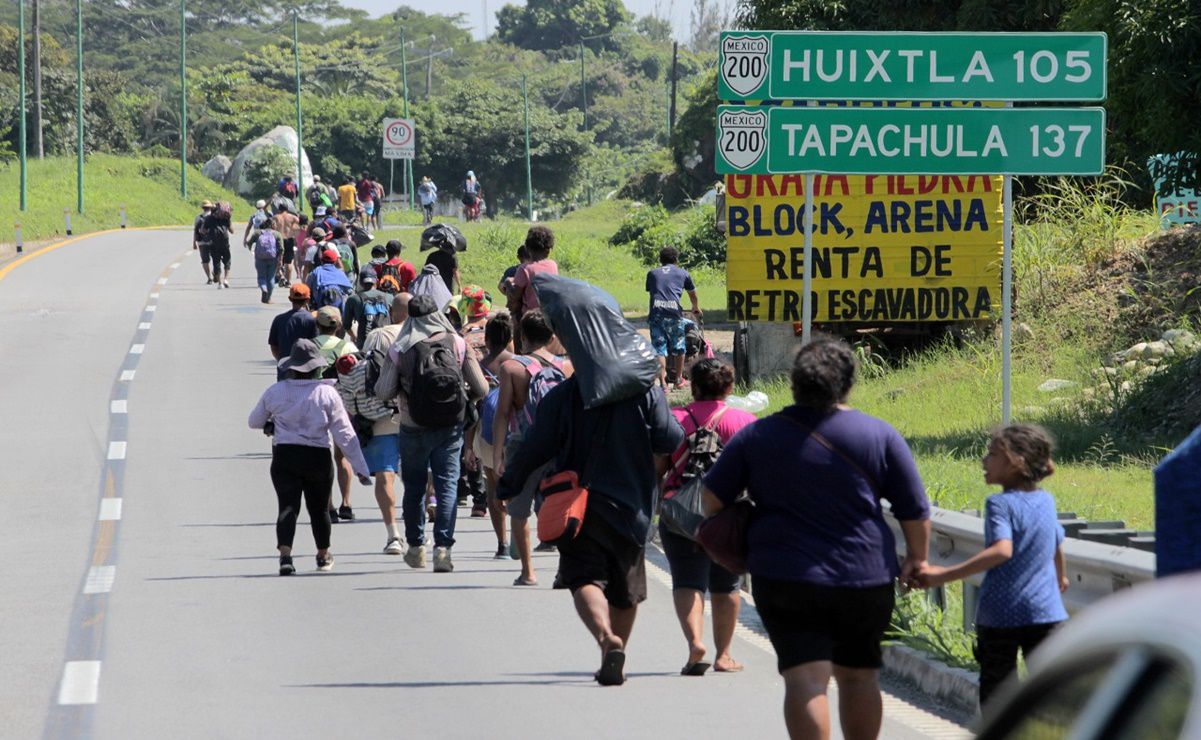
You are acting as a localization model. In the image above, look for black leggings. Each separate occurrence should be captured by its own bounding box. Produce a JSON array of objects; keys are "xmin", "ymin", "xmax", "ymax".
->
[
  {"xmin": 975, "ymin": 622, "xmax": 1060, "ymax": 707},
  {"xmin": 271, "ymin": 444, "xmax": 334, "ymax": 550},
  {"xmin": 209, "ymin": 242, "xmax": 232, "ymax": 275}
]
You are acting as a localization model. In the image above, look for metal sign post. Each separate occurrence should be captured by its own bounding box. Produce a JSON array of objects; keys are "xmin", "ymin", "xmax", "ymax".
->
[
  {"xmin": 1002, "ymin": 174, "xmax": 1014, "ymax": 423},
  {"xmin": 802, "ymin": 174, "xmax": 814, "ymax": 345}
]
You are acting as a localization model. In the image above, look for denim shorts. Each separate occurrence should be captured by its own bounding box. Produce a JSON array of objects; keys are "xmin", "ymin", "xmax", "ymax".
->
[
  {"xmin": 362, "ymin": 433, "xmax": 399, "ymax": 474},
  {"xmin": 649, "ymin": 312, "xmax": 687, "ymax": 357}
]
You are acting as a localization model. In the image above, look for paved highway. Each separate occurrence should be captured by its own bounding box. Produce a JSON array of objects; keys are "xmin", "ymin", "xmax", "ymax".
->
[{"xmin": 0, "ymin": 230, "xmax": 970, "ymax": 739}]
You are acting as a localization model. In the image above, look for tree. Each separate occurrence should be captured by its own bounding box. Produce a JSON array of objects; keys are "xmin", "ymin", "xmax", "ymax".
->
[
  {"xmin": 690, "ymin": 0, "xmax": 731, "ymax": 52},
  {"xmin": 496, "ymin": 0, "xmax": 630, "ymax": 51},
  {"xmin": 735, "ymin": 0, "xmax": 1065, "ymax": 32}
]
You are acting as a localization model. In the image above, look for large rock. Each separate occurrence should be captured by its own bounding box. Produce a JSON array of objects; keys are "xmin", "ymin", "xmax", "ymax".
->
[
  {"xmin": 201, "ymin": 155, "xmax": 232, "ymax": 184},
  {"xmin": 222, "ymin": 126, "xmax": 313, "ymax": 197}
]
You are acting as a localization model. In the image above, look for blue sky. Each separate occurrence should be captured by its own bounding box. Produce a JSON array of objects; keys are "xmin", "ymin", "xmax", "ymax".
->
[{"xmin": 339, "ymin": 1, "xmax": 726, "ymax": 43}]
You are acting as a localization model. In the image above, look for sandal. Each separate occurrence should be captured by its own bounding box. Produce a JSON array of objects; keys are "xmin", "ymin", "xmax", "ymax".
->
[
  {"xmin": 596, "ymin": 649, "xmax": 626, "ymax": 686},
  {"xmin": 513, "ymin": 576, "xmax": 538, "ymax": 587},
  {"xmin": 680, "ymin": 661, "xmax": 711, "ymax": 676}
]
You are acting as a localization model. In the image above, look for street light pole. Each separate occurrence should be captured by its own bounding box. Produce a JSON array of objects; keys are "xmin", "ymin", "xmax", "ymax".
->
[
  {"xmin": 293, "ymin": 10, "xmax": 304, "ymax": 214},
  {"xmin": 18, "ymin": 0, "xmax": 27, "ymax": 211},
  {"xmin": 400, "ymin": 28, "xmax": 414, "ymax": 210},
  {"xmin": 579, "ymin": 42, "xmax": 590, "ymax": 206},
  {"xmin": 522, "ymin": 74, "xmax": 532, "ymax": 221},
  {"xmin": 179, "ymin": 0, "xmax": 187, "ymax": 198},
  {"xmin": 75, "ymin": 0, "xmax": 83, "ymax": 214}
]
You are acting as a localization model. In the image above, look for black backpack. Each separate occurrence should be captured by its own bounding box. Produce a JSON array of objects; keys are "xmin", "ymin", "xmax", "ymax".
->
[{"xmin": 406, "ymin": 335, "xmax": 466, "ymax": 428}]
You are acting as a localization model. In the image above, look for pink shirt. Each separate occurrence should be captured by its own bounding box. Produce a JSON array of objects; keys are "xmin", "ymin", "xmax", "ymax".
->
[
  {"xmin": 513, "ymin": 259, "xmax": 559, "ymax": 313},
  {"xmin": 248, "ymin": 379, "xmax": 370, "ymax": 477},
  {"xmin": 664, "ymin": 400, "xmax": 757, "ymax": 490}
]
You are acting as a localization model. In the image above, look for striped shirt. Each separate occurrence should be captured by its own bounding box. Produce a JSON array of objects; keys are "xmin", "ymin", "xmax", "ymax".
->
[{"xmin": 248, "ymin": 379, "xmax": 370, "ymax": 477}]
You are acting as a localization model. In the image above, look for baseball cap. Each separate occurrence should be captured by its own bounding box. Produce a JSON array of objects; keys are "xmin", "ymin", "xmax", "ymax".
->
[
  {"xmin": 313, "ymin": 175, "xmax": 322, "ymax": 183},
  {"xmin": 316, "ymin": 306, "xmax": 342, "ymax": 329},
  {"xmin": 321, "ymin": 248, "xmax": 340, "ymax": 264},
  {"xmin": 288, "ymin": 283, "xmax": 310, "ymax": 301},
  {"xmin": 256, "ymin": 199, "xmax": 267, "ymax": 209},
  {"xmin": 312, "ymin": 227, "xmax": 327, "ymax": 239},
  {"xmin": 359, "ymin": 269, "xmax": 378, "ymax": 286},
  {"xmin": 408, "ymin": 294, "xmax": 439, "ymax": 318}
]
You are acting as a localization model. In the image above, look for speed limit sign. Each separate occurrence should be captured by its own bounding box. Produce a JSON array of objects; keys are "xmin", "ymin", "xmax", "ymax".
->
[{"xmin": 382, "ymin": 118, "xmax": 416, "ymax": 160}]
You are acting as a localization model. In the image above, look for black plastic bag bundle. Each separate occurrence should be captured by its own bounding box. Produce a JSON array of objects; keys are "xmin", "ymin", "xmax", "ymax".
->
[
  {"xmin": 420, "ymin": 223, "xmax": 468, "ymax": 252},
  {"xmin": 349, "ymin": 223, "xmax": 374, "ymax": 247},
  {"xmin": 533, "ymin": 274, "xmax": 659, "ymax": 409}
]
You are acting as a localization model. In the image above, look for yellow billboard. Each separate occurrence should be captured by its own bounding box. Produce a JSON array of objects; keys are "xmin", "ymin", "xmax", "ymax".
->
[{"xmin": 724, "ymin": 173, "xmax": 1003, "ymax": 322}]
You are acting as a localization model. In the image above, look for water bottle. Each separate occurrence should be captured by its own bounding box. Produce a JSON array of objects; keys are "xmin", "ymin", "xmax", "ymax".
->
[{"xmin": 725, "ymin": 391, "xmax": 769, "ymax": 414}]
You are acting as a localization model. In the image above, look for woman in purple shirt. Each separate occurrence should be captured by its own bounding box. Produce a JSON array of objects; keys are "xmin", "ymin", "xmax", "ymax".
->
[
  {"xmin": 249, "ymin": 339, "xmax": 371, "ymax": 576},
  {"xmin": 702, "ymin": 338, "xmax": 931, "ymax": 740}
]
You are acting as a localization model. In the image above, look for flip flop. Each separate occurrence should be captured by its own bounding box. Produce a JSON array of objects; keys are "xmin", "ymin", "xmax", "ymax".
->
[
  {"xmin": 714, "ymin": 661, "xmax": 744, "ymax": 673},
  {"xmin": 680, "ymin": 661, "xmax": 711, "ymax": 676},
  {"xmin": 596, "ymin": 649, "xmax": 626, "ymax": 686},
  {"xmin": 513, "ymin": 576, "xmax": 538, "ymax": 586}
]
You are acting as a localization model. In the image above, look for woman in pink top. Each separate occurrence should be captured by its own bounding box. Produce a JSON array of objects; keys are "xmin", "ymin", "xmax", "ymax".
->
[
  {"xmin": 249, "ymin": 338, "xmax": 371, "ymax": 576},
  {"xmin": 507, "ymin": 225, "xmax": 558, "ymax": 351},
  {"xmin": 658, "ymin": 358, "xmax": 757, "ymax": 676}
]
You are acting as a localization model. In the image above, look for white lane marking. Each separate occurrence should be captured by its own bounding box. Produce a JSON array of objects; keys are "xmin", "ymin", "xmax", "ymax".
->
[
  {"xmin": 138, "ymin": 322, "xmax": 151, "ymax": 330},
  {"xmin": 57, "ymin": 661, "xmax": 101, "ymax": 705},
  {"xmin": 107, "ymin": 442, "xmax": 127, "ymax": 460},
  {"xmin": 84, "ymin": 566, "xmax": 116, "ymax": 594},
  {"xmin": 129, "ymin": 344, "xmax": 145, "ymax": 355},
  {"xmin": 110, "ymin": 400, "xmax": 127, "ymax": 414},
  {"xmin": 119, "ymin": 370, "xmax": 136, "ymax": 382},
  {"xmin": 149, "ymin": 292, "xmax": 160, "ymax": 299},
  {"xmin": 98, "ymin": 498, "xmax": 123, "ymax": 521},
  {"xmin": 145, "ymin": 305, "xmax": 157, "ymax": 313},
  {"xmin": 169, "ymin": 262, "xmax": 181, "ymax": 269},
  {"xmin": 156, "ymin": 277, "xmax": 168, "ymax": 285}
]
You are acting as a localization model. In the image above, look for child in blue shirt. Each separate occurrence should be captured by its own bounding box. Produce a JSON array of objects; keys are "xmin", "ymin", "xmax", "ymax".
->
[{"xmin": 919, "ymin": 424, "xmax": 1069, "ymax": 708}]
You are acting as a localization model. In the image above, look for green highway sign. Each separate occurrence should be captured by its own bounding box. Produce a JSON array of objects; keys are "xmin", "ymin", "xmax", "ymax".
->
[
  {"xmin": 715, "ymin": 105, "xmax": 1106, "ymax": 175},
  {"xmin": 719, "ymin": 31, "xmax": 1107, "ymax": 102}
]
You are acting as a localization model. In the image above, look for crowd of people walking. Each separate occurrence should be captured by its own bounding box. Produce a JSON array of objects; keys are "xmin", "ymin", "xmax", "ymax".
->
[{"xmin": 224, "ymin": 177, "xmax": 1070, "ymax": 739}]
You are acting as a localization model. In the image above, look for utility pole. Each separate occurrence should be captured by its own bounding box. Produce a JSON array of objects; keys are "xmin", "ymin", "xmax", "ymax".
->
[
  {"xmin": 426, "ymin": 35, "xmax": 434, "ymax": 97},
  {"xmin": 179, "ymin": 0, "xmax": 187, "ymax": 198},
  {"xmin": 75, "ymin": 0, "xmax": 84, "ymax": 214},
  {"xmin": 522, "ymin": 75, "xmax": 532, "ymax": 221},
  {"xmin": 293, "ymin": 10, "xmax": 304, "ymax": 215},
  {"xmin": 400, "ymin": 27, "xmax": 414, "ymax": 210},
  {"xmin": 32, "ymin": 0, "xmax": 43, "ymax": 159},
  {"xmin": 18, "ymin": 0, "xmax": 26, "ymax": 211},
  {"xmin": 669, "ymin": 40, "xmax": 679, "ymax": 140},
  {"xmin": 579, "ymin": 42, "xmax": 590, "ymax": 205}
]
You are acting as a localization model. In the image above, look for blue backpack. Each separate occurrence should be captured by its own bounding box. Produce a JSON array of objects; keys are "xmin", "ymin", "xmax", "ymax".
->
[
  {"xmin": 361, "ymin": 294, "xmax": 390, "ymax": 334},
  {"xmin": 312, "ymin": 269, "xmax": 350, "ymax": 310}
]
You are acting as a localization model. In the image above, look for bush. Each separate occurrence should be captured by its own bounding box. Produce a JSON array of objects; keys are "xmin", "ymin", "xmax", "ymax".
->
[
  {"xmin": 631, "ymin": 221, "xmax": 685, "ymax": 265},
  {"xmin": 609, "ymin": 202, "xmax": 668, "ymax": 247},
  {"xmin": 244, "ymin": 145, "xmax": 295, "ymax": 199},
  {"xmin": 679, "ymin": 204, "xmax": 724, "ymax": 269}
]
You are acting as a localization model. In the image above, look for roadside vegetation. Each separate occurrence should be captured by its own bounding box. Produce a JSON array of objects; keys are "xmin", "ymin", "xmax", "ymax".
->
[{"xmin": 0, "ymin": 153, "xmax": 251, "ymax": 243}]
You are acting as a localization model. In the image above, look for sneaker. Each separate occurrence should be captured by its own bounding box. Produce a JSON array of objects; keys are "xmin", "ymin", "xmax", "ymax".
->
[
  {"xmin": 404, "ymin": 545, "xmax": 426, "ymax": 569},
  {"xmin": 535, "ymin": 542, "xmax": 557, "ymax": 553},
  {"xmin": 205, "ymin": 278, "xmax": 213, "ymax": 285},
  {"xmin": 260, "ymin": 290, "xmax": 269, "ymax": 303},
  {"xmin": 338, "ymin": 505, "xmax": 355, "ymax": 521},
  {"xmin": 279, "ymin": 555, "xmax": 294, "ymax": 576},
  {"xmin": 494, "ymin": 544, "xmax": 508, "ymax": 559},
  {"xmin": 383, "ymin": 537, "xmax": 403, "ymax": 555},
  {"xmin": 316, "ymin": 554, "xmax": 334, "ymax": 572},
  {"xmin": 471, "ymin": 506, "xmax": 487, "ymax": 518},
  {"xmin": 433, "ymin": 546, "xmax": 454, "ymax": 573},
  {"xmin": 222, "ymin": 279, "xmax": 230, "ymax": 288},
  {"xmin": 328, "ymin": 508, "xmax": 339, "ymax": 523}
]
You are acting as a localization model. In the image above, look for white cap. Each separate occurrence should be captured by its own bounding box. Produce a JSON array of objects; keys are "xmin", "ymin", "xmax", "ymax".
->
[
  {"xmin": 313, "ymin": 175, "xmax": 321, "ymax": 182},
  {"xmin": 255, "ymin": 199, "xmax": 267, "ymax": 208}
]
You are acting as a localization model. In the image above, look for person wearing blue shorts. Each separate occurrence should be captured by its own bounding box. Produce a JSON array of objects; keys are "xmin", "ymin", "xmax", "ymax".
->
[{"xmin": 646, "ymin": 246, "xmax": 701, "ymax": 390}]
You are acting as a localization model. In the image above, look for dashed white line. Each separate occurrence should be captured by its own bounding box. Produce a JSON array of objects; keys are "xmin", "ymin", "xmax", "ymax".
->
[
  {"xmin": 107, "ymin": 442, "xmax": 127, "ymax": 460},
  {"xmin": 138, "ymin": 322, "xmax": 152, "ymax": 330},
  {"xmin": 57, "ymin": 661, "xmax": 101, "ymax": 705},
  {"xmin": 149, "ymin": 292, "xmax": 160, "ymax": 299},
  {"xmin": 84, "ymin": 566, "xmax": 116, "ymax": 594},
  {"xmin": 119, "ymin": 370, "xmax": 136, "ymax": 382},
  {"xmin": 110, "ymin": 400, "xmax": 127, "ymax": 414},
  {"xmin": 145, "ymin": 305, "xmax": 157, "ymax": 313},
  {"xmin": 98, "ymin": 498, "xmax": 123, "ymax": 521},
  {"xmin": 169, "ymin": 262, "xmax": 181, "ymax": 269},
  {"xmin": 129, "ymin": 344, "xmax": 145, "ymax": 355},
  {"xmin": 156, "ymin": 277, "xmax": 168, "ymax": 285}
]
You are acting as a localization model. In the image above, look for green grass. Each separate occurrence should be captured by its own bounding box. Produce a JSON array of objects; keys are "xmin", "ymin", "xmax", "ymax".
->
[
  {"xmin": 368, "ymin": 199, "xmax": 728, "ymax": 314},
  {"xmin": 0, "ymin": 154, "xmax": 252, "ymax": 243}
]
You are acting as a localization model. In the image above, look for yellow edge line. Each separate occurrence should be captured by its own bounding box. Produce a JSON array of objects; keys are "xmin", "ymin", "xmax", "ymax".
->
[{"xmin": 0, "ymin": 225, "xmax": 187, "ymax": 284}]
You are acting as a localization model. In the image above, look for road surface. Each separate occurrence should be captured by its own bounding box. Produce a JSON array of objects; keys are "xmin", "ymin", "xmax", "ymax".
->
[{"xmin": 0, "ymin": 229, "xmax": 971, "ymax": 739}]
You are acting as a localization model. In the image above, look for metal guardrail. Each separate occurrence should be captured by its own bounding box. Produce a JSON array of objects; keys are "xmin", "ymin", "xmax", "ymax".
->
[{"xmin": 884, "ymin": 506, "xmax": 1157, "ymax": 631}]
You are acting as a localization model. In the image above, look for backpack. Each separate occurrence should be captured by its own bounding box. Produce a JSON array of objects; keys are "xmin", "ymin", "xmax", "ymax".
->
[
  {"xmin": 406, "ymin": 335, "xmax": 466, "ymax": 428},
  {"xmin": 361, "ymin": 294, "xmax": 390, "ymax": 335},
  {"xmin": 312, "ymin": 271, "xmax": 350, "ymax": 311},
  {"xmin": 660, "ymin": 406, "xmax": 730, "ymax": 539},
  {"xmin": 337, "ymin": 350, "xmax": 395, "ymax": 421},
  {"xmin": 336, "ymin": 242, "xmax": 356, "ymax": 276},
  {"xmin": 377, "ymin": 275, "xmax": 401, "ymax": 295},
  {"xmin": 254, "ymin": 230, "xmax": 279, "ymax": 260},
  {"xmin": 320, "ymin": 337, "xmax": 349, "ymax": 379},
  {"xmin": 517, "ymin": 356, "xmax": 567, "ymax": 433}
]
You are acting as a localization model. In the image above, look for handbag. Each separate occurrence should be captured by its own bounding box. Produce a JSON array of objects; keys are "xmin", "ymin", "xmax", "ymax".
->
[
  {"xmin": 660, "ymin": 406, "xmax": 729, "ymax": 540},
  {"xmin": 695, "ymin": 496, "xmax": 754, "ymax": 576},
  {"xmin": 536, "ymin": 406, "xmax": 611, "ymax": 546}
]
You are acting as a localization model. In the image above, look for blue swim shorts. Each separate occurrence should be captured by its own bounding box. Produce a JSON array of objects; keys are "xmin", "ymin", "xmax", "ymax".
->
[
  {"xmin": 649, "ymin": 312, "xmax": 687, "ymax": 357},
  {"xmin": 363, "ymin": 433, "xmax": 399, "ymax": 474}
]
